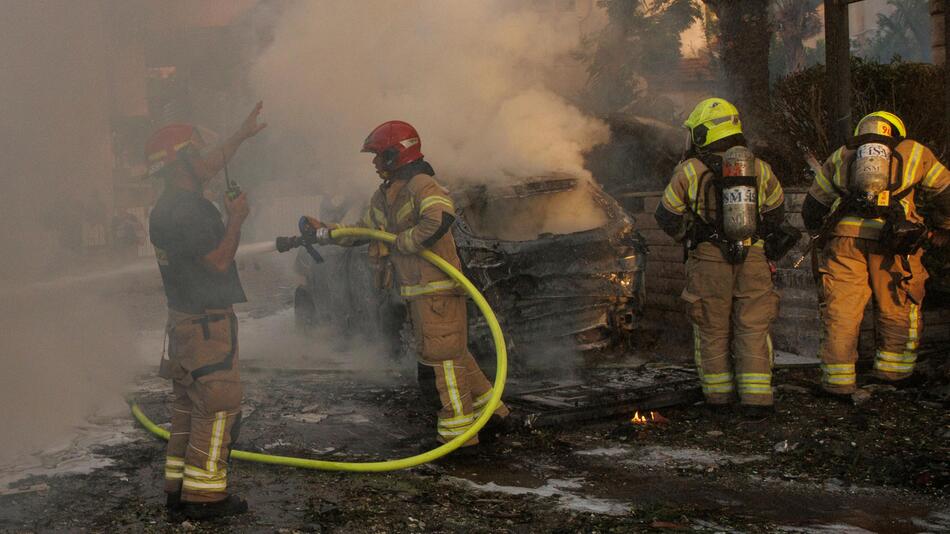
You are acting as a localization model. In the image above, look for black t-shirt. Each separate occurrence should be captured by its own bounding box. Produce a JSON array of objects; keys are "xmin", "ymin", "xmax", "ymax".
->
[{"xmin": 149, "ymin": 187, "xmax": 247, "ymax": 313}]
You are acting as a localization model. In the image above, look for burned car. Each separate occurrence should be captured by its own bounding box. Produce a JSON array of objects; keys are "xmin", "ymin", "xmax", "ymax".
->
[{"xmin": 293, "ymin": 175, "xmax": 647, "ymax": 364}]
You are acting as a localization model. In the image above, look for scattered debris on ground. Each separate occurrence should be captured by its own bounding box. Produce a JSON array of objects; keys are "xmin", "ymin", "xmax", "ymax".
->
[
  {"xmin": 1, "ymin": 357, "xmax": 947, "ymax": 533},
  {"xmin": 2, "ymin": 262, "xmax": 946, "ymax": 533}
]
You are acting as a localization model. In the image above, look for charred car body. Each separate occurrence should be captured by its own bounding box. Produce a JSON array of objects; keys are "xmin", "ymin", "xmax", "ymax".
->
[{"xmin": 294, "ymin": 175, "xmax": 647, "ymax": 365}]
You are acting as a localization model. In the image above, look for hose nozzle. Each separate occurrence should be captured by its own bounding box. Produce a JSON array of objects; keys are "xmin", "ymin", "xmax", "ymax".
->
[
  {"xmin": 275, "ymin": 235, "xmax": 305, "ymax": 253},
  {"xmin": 275, "ymin": 232, "xmax": 324, "ymax": 263}
]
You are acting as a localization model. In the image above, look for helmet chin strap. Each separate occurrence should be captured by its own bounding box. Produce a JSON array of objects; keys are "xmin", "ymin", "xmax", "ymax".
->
[{"xmin": 375, "ymin": 148, "xmax": 401, "ymax": 183}]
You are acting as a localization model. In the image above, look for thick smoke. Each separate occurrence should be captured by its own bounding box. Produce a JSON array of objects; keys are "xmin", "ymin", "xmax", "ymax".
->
[
  {"xmin": 0, "ymin": 291, "xmax": 137, "ymax": 463},
  {"xmin": 251, "ymin": 1, "xmax": 610, "ymax": 196},
  {"xmin": 0, "ymin": 2, "xmax": 144, "ymax": 466}
]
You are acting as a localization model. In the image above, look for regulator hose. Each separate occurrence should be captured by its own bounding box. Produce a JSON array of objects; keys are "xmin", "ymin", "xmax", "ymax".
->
[{"xmin": 130, "ymin": 227, "xmax": 507, "ymax": 472}]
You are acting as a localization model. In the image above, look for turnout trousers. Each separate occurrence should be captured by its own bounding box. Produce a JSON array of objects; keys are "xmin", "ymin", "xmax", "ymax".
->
[
  {"xmin": 681, "ymin": 243, "xmax": 780, "ymax": 406},
  {"xmin": 160, "ymin": 308, "xmax": 243, "ymax": 503},
  {"xmin": 817, "ymin": 237, "xmax": 927, "ymax": 394},
  {"xmin": 409, "ymin": 294, "xmax": 509, "ymax": 446}
]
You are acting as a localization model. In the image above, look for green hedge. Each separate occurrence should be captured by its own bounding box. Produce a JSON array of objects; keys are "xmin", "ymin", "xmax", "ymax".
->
[{"xmin": 770, "ymin": 58, "xmax": 947, "ymax": 185}]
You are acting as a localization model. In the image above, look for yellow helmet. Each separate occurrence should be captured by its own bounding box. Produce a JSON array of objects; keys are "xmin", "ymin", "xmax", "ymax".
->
[
  {"xmin": 683, "ymin": 97, "xmax": 743, "ymax": 148},
  {"xmin": 854, "ymin": 111, "xmax": 906, "ymax": 138}
]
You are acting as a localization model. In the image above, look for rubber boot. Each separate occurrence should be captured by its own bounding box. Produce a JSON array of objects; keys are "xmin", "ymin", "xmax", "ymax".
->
[
  {"xmin": 478, "ymin": 414, "xmax": 509, "ymax": 444},
  {"xmin": 738, "ymin": 404, "xmax": 774, "ymax": 420},
  {"xmin": 181, "ymin": 495, "xmax": 248, "ymax": 521},
  {"xmin": 867, "ymin": 371, "xmax": 924, "ymax": 390},
  {"xmin": 166, "ymin": 491, "xmax": 183, "ymax": 514},
  {"xmin": 417, "ymin": 363, "xmax": 441, "ymax": 411},
  {"xmin": 812, "ymin": 384, "xmax": 853, "ymax": 405}
]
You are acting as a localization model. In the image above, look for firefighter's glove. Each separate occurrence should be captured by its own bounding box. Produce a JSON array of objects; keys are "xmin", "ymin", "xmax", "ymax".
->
[
  {"xmin": 302, "ymin": 216, "xmax": 326, "ymax": 231},
  {"xmin": 395, "ymin": 230, "xmax": 420, "ymax": 254},
  {"xmin": 300, "ymin": 216, "xmax": 333, "ymax": 245},
  {"xmin": 931, "ymin": 228, "xmax": 950, "ymax": 249}
]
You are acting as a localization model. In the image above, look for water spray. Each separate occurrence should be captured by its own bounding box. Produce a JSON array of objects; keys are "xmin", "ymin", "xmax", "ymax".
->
[{"xmin": 0, "ymin": 241, "xmax": 279, "ymax": 298}]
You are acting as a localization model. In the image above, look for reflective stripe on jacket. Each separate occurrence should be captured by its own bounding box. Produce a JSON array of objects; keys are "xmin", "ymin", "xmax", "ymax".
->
[
  {"xmin": 335, "ymin": 173, "xmax": 462, "ymax": 299},
  {"xmin": 660, "ymin": 154, "xmax": 785, "ymax": 248},
  {"xmin": 807, "ymin": 140, "xmax": 950, "ymax": 240}
]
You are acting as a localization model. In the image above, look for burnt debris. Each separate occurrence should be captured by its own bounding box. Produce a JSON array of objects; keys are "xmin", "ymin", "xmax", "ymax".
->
[{"xmin": 293, "ymin": 175, "xmax": 648, "ymax": 367}]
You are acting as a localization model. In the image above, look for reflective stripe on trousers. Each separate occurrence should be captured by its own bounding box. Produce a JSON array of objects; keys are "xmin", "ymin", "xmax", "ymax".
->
[
  {"xmin": 821, "ymin": 363, "xmax": 856, "ymax": 387},
  {"xmin": 164, "ymin": 456, "xmax": 185, "ymax": 481},
  {"xmin": 873, "ymin": 303, "xmax": 920, "ymax": 376},
  {"xmin": 473, "ymin": 390, "xmax": 494, "ymax": 418},
  {"xmin": 736, "ymin": 372, "xmax": 772, "ymax": 396},
  {"xmin": 182, "ymin": 410, "xmax": 231, "ymax": 494},
  {"xmin": 400, "ymin": 279, "xmax": 459, "ymax": 298},
  {"xmin": 694, "ymin": 326, "xmax": 735, "ymax": 395},
  {"xmin": 874, "ymin": 350, "xmax": 916, "ymax": 375},
  {"xmin": 437, "ymin": 361, "xmax": 475, "ymax": 441}
]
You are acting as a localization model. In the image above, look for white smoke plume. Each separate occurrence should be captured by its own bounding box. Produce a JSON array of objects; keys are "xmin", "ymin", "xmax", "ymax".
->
[{"xmin": 251, "ymin": 1, "xmax": 610, "ymax": 196}]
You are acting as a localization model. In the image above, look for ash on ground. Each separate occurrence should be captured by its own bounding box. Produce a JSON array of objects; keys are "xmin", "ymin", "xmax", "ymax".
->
[{"xmin": 1, "ymin": 260, "xmax": 947, "ymax": 534}]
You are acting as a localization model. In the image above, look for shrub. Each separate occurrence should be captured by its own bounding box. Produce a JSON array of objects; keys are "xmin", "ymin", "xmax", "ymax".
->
[{"xmin": 770, "ymin": 58, "xmax": 947, "ymax": 185}]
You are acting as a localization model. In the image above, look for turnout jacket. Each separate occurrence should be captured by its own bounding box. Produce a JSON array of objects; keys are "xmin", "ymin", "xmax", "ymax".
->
[
  {"xmin": 335, "ymin": 164, "xmax": 462, "ymax": 299},
  {"xmin": 805, "ymin": 140, "xmax": 950, "ymax": 240},
  {"xmin": 656, "ymin": 154, "xmax": 785, "ymax": 247}
]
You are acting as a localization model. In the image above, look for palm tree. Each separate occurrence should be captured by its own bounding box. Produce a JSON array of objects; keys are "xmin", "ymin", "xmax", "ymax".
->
[
  {"xmin": 584, "ymin": 0, "xmax": 701, "ymax": 114},
  {"xmin": 701, "ymin": 0, "xmax": 771, "ymax": 140},
  {"xmin": 771, "ymin": 0, "xmax": 822, "ymax": 74},
  {"xmin": 862, "ymin": 0, "xmax": 932, "ymax": 62}
]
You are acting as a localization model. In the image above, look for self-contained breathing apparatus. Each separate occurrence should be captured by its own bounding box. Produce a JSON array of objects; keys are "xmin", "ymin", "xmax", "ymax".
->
[
  {"xmin": 684, "ymin": 146, "xmax": 798, "ymax": 264},
  {"xmin": 839, "ymin": 119, "xmax": 928, "ymax": 256}
]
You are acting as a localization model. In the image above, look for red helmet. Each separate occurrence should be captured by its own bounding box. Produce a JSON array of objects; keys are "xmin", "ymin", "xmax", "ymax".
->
[
  {"xmin": 361, "ymin": 120, "xmax": 423, "ymax": 171},
  {"xmin": 144, "ymin": 123, "xmax": 205, "ymax": 177}
]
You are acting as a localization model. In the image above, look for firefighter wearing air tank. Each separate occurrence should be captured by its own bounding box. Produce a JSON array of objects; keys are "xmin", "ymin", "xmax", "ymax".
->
[
  {"xmin": 655, "ymin": 98, "xmax": 798, "ymax": 415},
  {"xmin": 803, "ymin": 111, "xmax": 950, "ymax": 397},
  {"xmin": 303, "ymin": 120, "xmax": 509, "ymax": 447}
]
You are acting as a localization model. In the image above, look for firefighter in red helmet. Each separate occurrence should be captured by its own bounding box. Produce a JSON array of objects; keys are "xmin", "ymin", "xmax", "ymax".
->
[
  {"xmin": 146, "ymin": 102, "xmax": 265, "ymax": 520},
  {"xmin": 361, "ymin": 120, "xmax": 425, "ymax": 178},
  {"xmin": 305, "ymin": 120, "xmax": 510, "ymax": 448}
]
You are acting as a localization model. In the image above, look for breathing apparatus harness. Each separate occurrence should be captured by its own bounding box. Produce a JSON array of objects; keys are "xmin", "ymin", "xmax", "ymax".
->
[
  {"xmin": 684, "ymin": 153, "xmax": 756, "ymax": 264},
  {"xmin": 834, "ymin": 134, "xmax": 928, "ymax": 257},
  {"xmin": 796, "ymin": 135, "xmax": 928, "ymax": 289},
  {"xmin": 683, "ymin": 149, "xmax": 799, "ymax": 264},
  {"xmin": 684, "ymin": 151, "xmax": 801, "ymax": 265}
]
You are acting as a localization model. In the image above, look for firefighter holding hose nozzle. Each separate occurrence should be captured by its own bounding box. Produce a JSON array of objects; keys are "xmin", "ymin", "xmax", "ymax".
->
[
  {"xmin": 654, "ymin": 98, "xmax": 798, "ymax": 418},
  {"xmin": 297, "ymin": 120, "xmax": 509, "ymax": 450},
  {"xmin": 802, "ymin": 111, "xmax": 950, "ymax": 399},
  {"xmin": 146, "ymin": 102, "xmax": 266, "ymax": 520}
]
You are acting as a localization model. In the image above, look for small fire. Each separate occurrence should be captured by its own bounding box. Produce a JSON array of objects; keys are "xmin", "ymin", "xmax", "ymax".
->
[{"xmin": 630, "ymin": 411, "xmax": 668, "ymax": 425}]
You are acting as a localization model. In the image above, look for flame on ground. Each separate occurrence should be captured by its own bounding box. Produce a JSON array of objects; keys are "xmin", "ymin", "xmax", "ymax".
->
[{"xmin": 630, "ymin": 411, "xmax": 669, "ymax": 425}]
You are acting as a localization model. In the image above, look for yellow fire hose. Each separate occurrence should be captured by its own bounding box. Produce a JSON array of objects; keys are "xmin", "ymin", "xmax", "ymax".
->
[{"xmin": 130, "ymin": 227, "xmax": 507, "ymax": 472}]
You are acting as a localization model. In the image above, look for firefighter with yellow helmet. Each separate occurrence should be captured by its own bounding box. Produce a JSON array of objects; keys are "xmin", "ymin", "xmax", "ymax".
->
[
  {"xmin": 803, "ymin": 111, "xmax": 950, "ymax": 398},
  {"xmin": 654, "ymin": 98, "xmax": 798, "ymax": 417}
]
